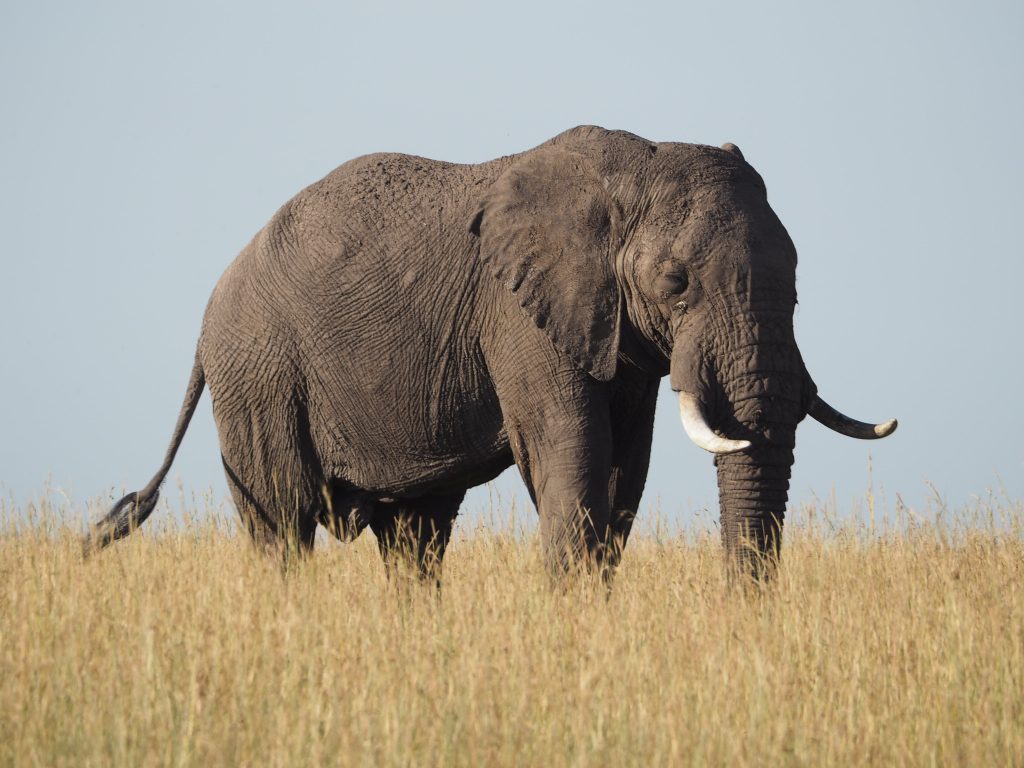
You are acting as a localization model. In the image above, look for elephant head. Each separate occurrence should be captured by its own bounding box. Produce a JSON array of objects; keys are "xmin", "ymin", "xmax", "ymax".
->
[{"xmin": 473, "ymin": 126, "xmax": 896, "ymax": 576}]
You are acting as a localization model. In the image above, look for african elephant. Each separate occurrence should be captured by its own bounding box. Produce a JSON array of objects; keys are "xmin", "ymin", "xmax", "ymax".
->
[{"xmin": 84, "ymin": 125, "xmax": 896, "ymax": 580}]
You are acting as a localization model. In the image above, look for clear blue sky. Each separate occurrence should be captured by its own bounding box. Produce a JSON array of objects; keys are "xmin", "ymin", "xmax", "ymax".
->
[{"xmin": 1, "ymin": 0, "xmax": 1021, "ymax": 528}]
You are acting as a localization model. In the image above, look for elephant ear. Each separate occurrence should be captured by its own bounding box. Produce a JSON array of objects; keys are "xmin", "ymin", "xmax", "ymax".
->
[
  {"xmin": 469, "ymin": 147, "xmax": 623, "ymax": 381},
  {"xmin": 720, "ymin": 142, "xmax": 745, "ymax": 160}
]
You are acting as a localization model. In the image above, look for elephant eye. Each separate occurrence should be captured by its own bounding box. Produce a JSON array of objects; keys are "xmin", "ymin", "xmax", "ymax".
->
[{"xmin": 653, "ymin": 271, "xmax": 688, "ymax": 297}]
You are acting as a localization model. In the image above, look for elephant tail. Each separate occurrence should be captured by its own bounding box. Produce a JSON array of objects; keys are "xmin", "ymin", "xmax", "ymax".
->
[{"xmin": 83, "ymin": 355, "xmax": 206, "ymax": 556}]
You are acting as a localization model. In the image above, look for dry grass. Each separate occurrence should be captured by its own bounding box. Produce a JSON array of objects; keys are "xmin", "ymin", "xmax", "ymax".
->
[{"xmin": 1, "ymin": 492, "xmax": 1022, "ymax": 767}]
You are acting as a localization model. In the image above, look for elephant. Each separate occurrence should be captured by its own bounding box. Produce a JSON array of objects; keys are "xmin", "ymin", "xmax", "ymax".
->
[{"xmin": 84, "ymin": 125, "xmax": 897, "ymax": 581}]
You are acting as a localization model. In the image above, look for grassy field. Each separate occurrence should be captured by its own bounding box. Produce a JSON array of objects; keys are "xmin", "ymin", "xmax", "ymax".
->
[{"xmin": 1, "ymin": 493, "xmax": 1022, "ymax": 767}]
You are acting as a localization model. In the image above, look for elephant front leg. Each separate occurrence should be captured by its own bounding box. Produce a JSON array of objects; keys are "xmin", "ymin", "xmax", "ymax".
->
[
  {"xmin": 508, "ymin": 407, "xmax": 614, "ymax": 578},
  {"xmin": 605, "ymin": 377, "xmax": 659, "ymax": 572}
]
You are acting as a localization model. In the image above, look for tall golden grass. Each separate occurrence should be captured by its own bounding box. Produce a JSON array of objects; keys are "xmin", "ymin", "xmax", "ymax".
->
[{"xmin": 1, "ymin": 490, "xmax": 1021, "ymax": 766}]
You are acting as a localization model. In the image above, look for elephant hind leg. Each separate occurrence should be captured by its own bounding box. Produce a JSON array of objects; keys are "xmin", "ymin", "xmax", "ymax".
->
[
  {"xmin": 369, "ymin": 491, "xmax": 464, "ymax": 586},
  {"xmin": 221, "ymin": 455, "xmax": 318, "ymax": 561},
  {"xmin": 214, "ymin": 389, "xmax": 322, "ymax": 562}
]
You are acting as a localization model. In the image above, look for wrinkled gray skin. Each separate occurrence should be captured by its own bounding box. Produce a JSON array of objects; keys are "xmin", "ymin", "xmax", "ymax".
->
[{"xmin": 85, "ymin": 126, "xmax": 895, "ymax": 581}]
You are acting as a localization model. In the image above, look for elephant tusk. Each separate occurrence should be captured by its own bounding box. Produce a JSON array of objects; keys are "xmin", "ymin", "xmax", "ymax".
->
[
  {"xmin": 677, "ymin": 392, "xmax": 751, "ymax": 455},
  {"xmin": 808, "ymin": 396, "xmax": 898, "ymax": 439}
]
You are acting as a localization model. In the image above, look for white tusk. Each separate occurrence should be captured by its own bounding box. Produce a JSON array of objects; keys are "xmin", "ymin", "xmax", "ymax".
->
[
  {"xmin": 808, "ymin": 396, "xmax": 898, "ymax": 439},
  {"xmin": 678, "ymin": 392, "xmax": 751, "ymax": 454}
]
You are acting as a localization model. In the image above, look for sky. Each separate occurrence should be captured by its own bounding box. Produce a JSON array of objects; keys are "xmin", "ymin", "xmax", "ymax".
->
[{"xmin": 1, "ymin": 0, "xmax": 1021, "ymax": 530}]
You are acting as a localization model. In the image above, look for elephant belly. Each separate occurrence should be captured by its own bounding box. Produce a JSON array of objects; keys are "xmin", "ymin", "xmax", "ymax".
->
[{"xmin": 304, "ymin": 339, "xmax": 511, "ymax": 496}]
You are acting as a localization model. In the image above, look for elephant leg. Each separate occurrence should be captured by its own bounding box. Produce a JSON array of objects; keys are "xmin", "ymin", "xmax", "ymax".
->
[
  {"xmin": 506, "ymin": 392, "xmax": 614, "ymax": 578},
  {"xmin": 215, "ymin": 392, "xmax": 321, "ymax": 563},
  {"xmin": 222, "ymin": 455, "xmax": 318, "ymax": 562},
  {"xmin": 368, "ymin": 491, "xmax": 464, "ymax": 584},
  {"xmin": 604, "ymin": 376, "xmax": 660, "ymax": 572}
]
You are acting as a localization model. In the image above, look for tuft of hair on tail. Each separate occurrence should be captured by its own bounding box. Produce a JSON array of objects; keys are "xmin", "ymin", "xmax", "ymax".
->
[
  {"xmin": 81, "ymin": 354, "xmax": 206, "ymax": 557},
  {"xmin": 82, "ymin": 490, "xmax": 161, "ymax": 557}
]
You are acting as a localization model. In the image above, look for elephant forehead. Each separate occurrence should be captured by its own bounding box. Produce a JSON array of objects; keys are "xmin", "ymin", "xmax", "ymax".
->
[
  {"xmin": 720, "ymin": 253, "xmax": 798, "ymax": 289},
  {"xmin": 669, "ymin": 211, "xmax": 797, "ymax": 279}
]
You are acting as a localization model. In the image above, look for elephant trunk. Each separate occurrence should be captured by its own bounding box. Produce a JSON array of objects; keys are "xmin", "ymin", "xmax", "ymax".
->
[
  {"xmin": 670, "ymin": 310, "xmax": 805, "ymax": 579},
  {"xmin": 715, "ymin": 445, "xmax": 794, "ymax": 579}
]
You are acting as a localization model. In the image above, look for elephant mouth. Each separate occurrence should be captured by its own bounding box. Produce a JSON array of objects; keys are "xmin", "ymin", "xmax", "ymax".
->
[{"xmin": 675, "ymin": 388, "xmax": 897, "ymax": 454}]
